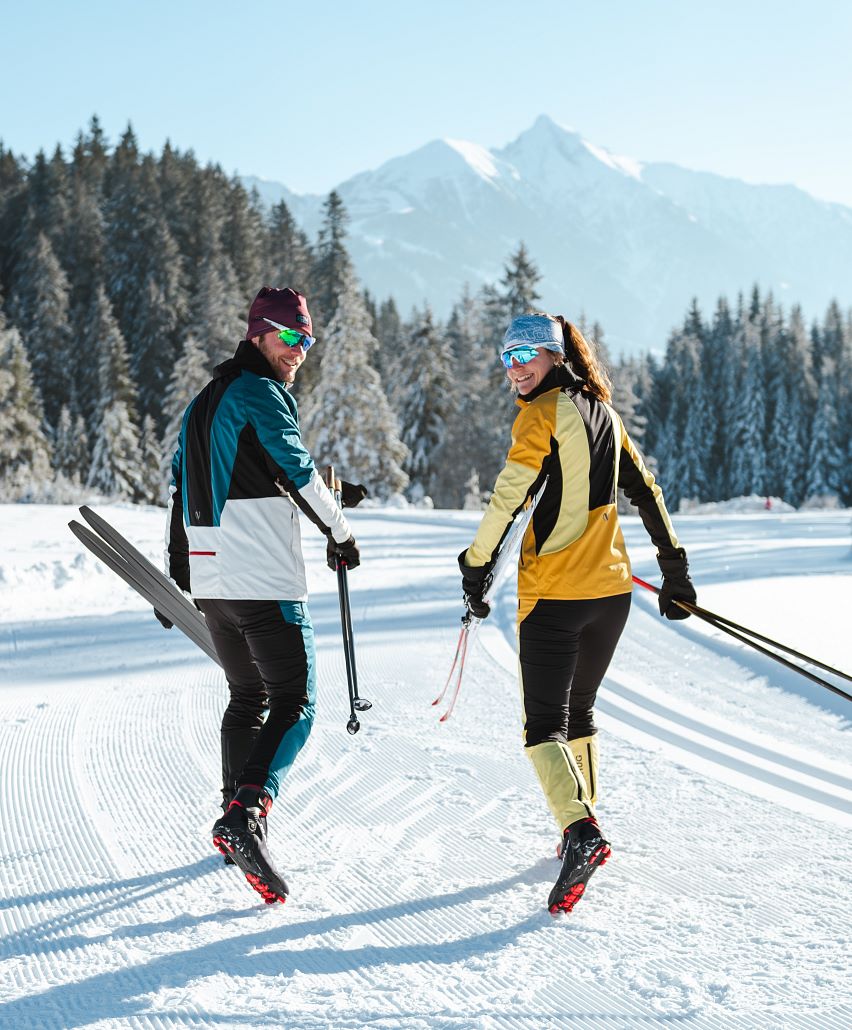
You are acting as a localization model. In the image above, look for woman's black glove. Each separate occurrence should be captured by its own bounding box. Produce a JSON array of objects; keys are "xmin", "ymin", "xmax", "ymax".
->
[
  {"xmin": 327, "ymin": 535, "xmax": 361, "ymax": 571},
  {"xmin": 657, "ymin": 547, "xmax": 697, "ymax": 620},
  {"xmin": 340, "ymin": 481, "xmax": 369, "ymax": 508},
  {"xmin": 458, "ymin": 550, "xmax": 493, "ymax": 619}
]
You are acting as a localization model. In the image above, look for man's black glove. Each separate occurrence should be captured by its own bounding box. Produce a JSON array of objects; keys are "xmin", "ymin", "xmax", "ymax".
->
[
  {"xmin": 327, "ymin": 535, "xmax": 360, "ymax": 571},
  {"xmin": 458, "ymin": 549, "xmax": 493, "ymax": 620},
  {"xmin": 154, "ymin": 608, "xmax": 173, "ymax": 630},
  {"xmin": 657, "ymin": 547, "xmax": 697, "ymax": 620},
  {"xmin": 340, "ymin": 481, "xmax": 368, "ymax": 508}
]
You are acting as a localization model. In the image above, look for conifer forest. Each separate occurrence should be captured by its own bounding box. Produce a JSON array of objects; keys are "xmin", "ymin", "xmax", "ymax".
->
[{"xmin": 1, "ymin": 119, "xmax": 850, "ymax": 509}]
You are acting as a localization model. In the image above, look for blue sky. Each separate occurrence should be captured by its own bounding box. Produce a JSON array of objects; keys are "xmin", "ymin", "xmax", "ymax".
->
[{"xmin": 3, "ymin": 0, "xmax": 851, "ymax": 204}]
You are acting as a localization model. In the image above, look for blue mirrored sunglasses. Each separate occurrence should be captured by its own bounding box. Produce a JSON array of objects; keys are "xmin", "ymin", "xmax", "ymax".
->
[
  {"xmin": 500, "ymin": 344, "xmax": 541, "ymax": 369},
  {"xmin": 262, "ymin": 317, "xmax": 315, "ymax": 351}
]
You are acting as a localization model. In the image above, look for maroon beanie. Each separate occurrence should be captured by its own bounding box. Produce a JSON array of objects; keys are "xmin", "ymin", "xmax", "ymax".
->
[{"xmin": 246, "ymin": 287, "xmax": 312, "ymax": 341}]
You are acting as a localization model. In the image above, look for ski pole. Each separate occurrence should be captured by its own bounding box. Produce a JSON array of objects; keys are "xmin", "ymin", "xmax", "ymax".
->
[
  {"xmin": 324, "ymin": 465, "xmax": 372, "ymax": 734},
  {"xmin": 433, "ymin": 611, "xmax": 480, "ymax": 722},
  {"xmin": 632, "ymin": 575, "xmax": 852, "ymax": 703}
]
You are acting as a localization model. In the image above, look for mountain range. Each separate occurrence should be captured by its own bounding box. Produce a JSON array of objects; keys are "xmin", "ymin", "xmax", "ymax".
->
[{"xmin": 244, "ymin": 115, "xmax": 852, "ymax": 354}]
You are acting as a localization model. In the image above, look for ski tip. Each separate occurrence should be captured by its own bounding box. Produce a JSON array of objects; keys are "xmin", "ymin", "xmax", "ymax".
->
[{"xmin": 438, "ymin": 711, "xmax": 452, "ymax": 723}]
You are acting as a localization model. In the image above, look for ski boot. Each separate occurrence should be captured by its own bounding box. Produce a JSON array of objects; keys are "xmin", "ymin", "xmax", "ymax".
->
[
  {"xmin": 218, "ymin": 787, "xmax": 266, "ymax": 867},
  {"xmin": 212, "ymin": 785, "xmax": 288, "ymax": 904},
  {"xmin": 548, "ymin": 817, "xmax": 611, "ymax": 916}
]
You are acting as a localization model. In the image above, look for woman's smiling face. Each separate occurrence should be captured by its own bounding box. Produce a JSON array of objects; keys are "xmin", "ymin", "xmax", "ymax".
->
[{"xmin": 505, "ymin": 347, "xmax": 558, "ymax": 395}]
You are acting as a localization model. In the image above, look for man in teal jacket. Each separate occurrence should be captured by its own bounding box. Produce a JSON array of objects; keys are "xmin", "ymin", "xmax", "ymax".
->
[{"xmin": 166, "ymin": 287, "xmax": 364, "ymax": 904}]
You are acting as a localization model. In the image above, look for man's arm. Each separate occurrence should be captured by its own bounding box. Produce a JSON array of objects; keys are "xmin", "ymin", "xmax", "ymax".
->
[
  {"xmin": 165, "ymin": 436, "xmax": 191, "ymax": 592},
  {"xmin": 246, "ymin": 379, "xmax": 353, "ymax": 543}
]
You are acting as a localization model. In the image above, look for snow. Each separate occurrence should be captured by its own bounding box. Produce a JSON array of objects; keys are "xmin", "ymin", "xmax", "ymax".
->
[
  {"xmin": 582, "ymin": 140, "xmax": 644, "ymax": 181},
  {"xmin": 1, "ymin": 503, "xmax": 850, "ymax": 1028},
  {"xmin": 443, "ymin": 139, "xmax": 501, "ymax": 182}
]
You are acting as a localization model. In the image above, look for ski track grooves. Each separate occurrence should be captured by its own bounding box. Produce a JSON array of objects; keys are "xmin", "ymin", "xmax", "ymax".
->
[{"xmin": 0, "ymin": 507, "xmax": 850, "ymax": 1028}]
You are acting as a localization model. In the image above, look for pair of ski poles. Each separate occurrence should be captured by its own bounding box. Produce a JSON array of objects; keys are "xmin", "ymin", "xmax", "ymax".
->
[
  {"xmin": 631, "ymin": 575, "xmax": 852, "ymax": 703},
  {"xmin": 436, "ymin": 569, "xmax": 852, "ymax": 722},
  {"xmin": 324, "ymin": 466, "xmax": 372, "ymax": 734}
]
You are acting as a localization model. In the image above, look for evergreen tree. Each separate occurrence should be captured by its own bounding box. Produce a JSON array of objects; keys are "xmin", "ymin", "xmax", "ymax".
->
[
  {"xmin": 86, "ymin": 402, "xmax": 143, "ymax": 500},
  {"xmin": 72, "ymin": 115, "xmax": 109, "ymax": 198},
  {"xmin": 728, "ymin": 317, "xmax": 768, "ymax": 497},
  {"xmin": 138, "ymin": 414, "xmax": 164, "ymax": 503},
  {"xmin": 104, "ymin": 152, "xmax": 187, "ymax": 413},
  {"xmin": 85, "ymin": 282, "xmax": 143, "ymax": 499},
  {"xmin": 836, "ymin": 313, "xmax": 852, "ymax": 505},
  {"xmin": 7, "ymin": 229, "xmax": 72, "ymax": 426},
  {"xmin": 310, "ymin": 190, "xmax": 354, "ymax": 334},
  {"xmin": 0, "ymin": 142, "xmax": 27, "ymax": 293},
  {"xmin": 65, "ymin": 175, "xmax": 106, "ymax": 331},
  {"xmin": 397, "ymin": 307, "xmax": 453, "ymax": 500},
  {"xmin": 160, "ymin": 333, "xmax": 210, "ymax": 486},
  {"xmin": 265, "ymin": 198, "xmax": 312, "ymax": 293},
  {"xmin": 500, "ymin": 241, "xmax": 542, "ymax": 316},
  {"xmin": 195, "ymin": 248, "xmax": 245, "ymax": 367},
  {"xmin": 704, "ymin": 297, "xmax": 735, "ymax": 498},
  {"xmin": 222, "ymin": 179, "xmax": 264, "ymax": 296},
  {"xmin": 301, "ymin": 272, "xmax": 408, "ymax": 498},
  {"xmin": 430, "ymin": 286, "xmax": 491, "ymax": 507},
  {"xmin": 611, "ymin": 356, "xmax": 646, "ymax": 450},
  {"xmin": 189, "ymin": 183, "xmax": 247, "ymax": 367},
  {"xmin": 24, "ymin": 147, "xmax": 70, "ymax": 257},
  {"xmin": 373, "ymin": 296, "xmax": 406, "ymax": 391},
  {"xmin": 80, "ymin": 284, "xmax": 138, "ymax": 436},
  {"xmin": 804, "ymin": 358, "xmax": 843, "ymax": 503},
  {"xmin": 53, "ymin": 403, "xmax": 89, "ymax": 487},
  {"xmin": 0, "ymin": 320, "xmax": 53, "ymax": 500}
]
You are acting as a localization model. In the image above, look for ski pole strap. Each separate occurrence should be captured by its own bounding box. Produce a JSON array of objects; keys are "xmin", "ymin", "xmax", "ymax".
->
[{"xmin": 632, "ymin": 575, "xmax": 852, "ymax": 702}]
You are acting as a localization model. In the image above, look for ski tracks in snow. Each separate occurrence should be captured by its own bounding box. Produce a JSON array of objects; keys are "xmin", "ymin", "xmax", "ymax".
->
[{"xmin": 0, "ymin": 506, "xmax": 850, "ymax": 1028}]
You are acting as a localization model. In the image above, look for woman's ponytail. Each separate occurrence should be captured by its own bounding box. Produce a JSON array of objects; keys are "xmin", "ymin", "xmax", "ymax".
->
[{"xmin": 554, "ymin": 316, "xmax": 612, "ymax": 403}]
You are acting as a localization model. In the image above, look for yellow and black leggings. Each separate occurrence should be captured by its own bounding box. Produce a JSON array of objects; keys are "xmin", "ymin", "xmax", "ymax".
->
[{"xmin": 519, "ymin": 593, "xmax": 631, "ymax": 829}]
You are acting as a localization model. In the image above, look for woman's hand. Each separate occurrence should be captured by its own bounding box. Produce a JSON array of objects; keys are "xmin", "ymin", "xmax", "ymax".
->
[{"xmin": 458, "ymin": 551, "xmax": 493, "ymax": 619}]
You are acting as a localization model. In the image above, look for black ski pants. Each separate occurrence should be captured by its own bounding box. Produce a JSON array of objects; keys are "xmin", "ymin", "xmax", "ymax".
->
[
  {"xmin": 519, "ymin": 593, "xmax": 631, "ymax": 746},
  {"xmin": 197, "ymin": 598, "xmax": 316, "ymax": 806}
]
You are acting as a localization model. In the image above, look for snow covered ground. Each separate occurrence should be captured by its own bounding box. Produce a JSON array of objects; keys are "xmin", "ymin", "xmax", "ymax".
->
[{"xmin": 1, "ymin": 503, "xmax": 850, "ymax": 1029}]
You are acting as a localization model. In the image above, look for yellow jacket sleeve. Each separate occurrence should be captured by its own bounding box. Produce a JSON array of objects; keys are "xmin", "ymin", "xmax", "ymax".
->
[{"xmin": 465, "ymin": 399, "xmax": 553, "ymax": 567}]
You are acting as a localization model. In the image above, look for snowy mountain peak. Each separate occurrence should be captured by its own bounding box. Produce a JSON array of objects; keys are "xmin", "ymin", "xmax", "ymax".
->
[{"xmin": 502, "ymin": 114, "xmax": 585, "ymax": 158}]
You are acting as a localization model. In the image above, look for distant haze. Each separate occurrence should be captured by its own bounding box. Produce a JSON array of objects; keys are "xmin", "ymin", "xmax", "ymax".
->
[{"xmin": 245, "ymin": 116, "xmax": 852, "ymax": 356}]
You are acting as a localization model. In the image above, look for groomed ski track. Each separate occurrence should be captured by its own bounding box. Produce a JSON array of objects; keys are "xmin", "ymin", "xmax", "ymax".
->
[{"xmin": 0, "ymin": 505, "xmax": 850, "ymax": 1029}]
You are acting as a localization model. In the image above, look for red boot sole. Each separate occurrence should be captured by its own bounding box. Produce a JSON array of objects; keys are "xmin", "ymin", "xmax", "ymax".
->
[{"xmin": 549, "ymin": 844, "xmax": 611, "ymax": 917}]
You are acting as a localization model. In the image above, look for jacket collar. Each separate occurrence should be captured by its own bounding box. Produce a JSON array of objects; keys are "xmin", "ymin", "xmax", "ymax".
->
[
  {"xmin": 515, "ymin": 363, "xmax": 586, "ymax": 406},
  {"xmin": 213, "ymin": 339, "xmax": 284, "ymax": 384}
]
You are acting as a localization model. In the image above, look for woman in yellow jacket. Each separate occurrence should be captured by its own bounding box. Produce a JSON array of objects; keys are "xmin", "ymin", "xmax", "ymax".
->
[{"xmin": 459, "ymin": 313, "xmax": 696, "ymax": 916}]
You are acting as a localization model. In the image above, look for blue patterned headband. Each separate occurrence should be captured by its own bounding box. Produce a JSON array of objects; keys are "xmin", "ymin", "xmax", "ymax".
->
[{"xmin": 501, "ymin": 315, "xmax": 564, "ymax": 356}]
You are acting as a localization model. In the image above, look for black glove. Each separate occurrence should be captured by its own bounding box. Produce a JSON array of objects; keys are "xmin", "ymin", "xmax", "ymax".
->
[
  {"xmin": 657, "ymin": 547, "xmax": 697, "ymax": 620},
  {"xmin": 458, "ymin": 549, "xmax": 493, "ymax": 620},
  {"xmin": 154, "ymin": 608, "xmax": 173, "ymax": 630},
  {"xmin": 340, "ymin": 481, "xmax": 369, "ymax": 508},
  {"xmin": 327, "ymin": 535, "xmax": 360, "ymax": 571}
]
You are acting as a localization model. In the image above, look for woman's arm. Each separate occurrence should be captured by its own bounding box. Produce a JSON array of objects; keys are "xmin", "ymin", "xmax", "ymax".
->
[
  {"xmin": 465, "ymin": 403, "xmax": 553, "ymax": 567},
  {"xmin": 616, "ymin": 421, "xmax": 680, "ymax": 552}
]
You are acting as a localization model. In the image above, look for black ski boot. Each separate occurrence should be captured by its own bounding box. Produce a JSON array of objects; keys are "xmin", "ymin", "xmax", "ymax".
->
[
  {"xmin": 220, "ymin": 726, "xmax": 262, "ymax": 865},
  {"xmin": 212, "ymin": 785, "xmax": 288, "ymax": 904},
  {"xmin": 548, "ymin": 817, "xmax": 611, "ymax": 916}
]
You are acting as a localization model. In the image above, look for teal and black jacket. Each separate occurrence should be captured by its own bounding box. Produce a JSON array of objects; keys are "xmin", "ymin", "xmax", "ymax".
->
[{"xmin": 167, "ymin": 341, "xmax": 351, "ymax": 600}]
